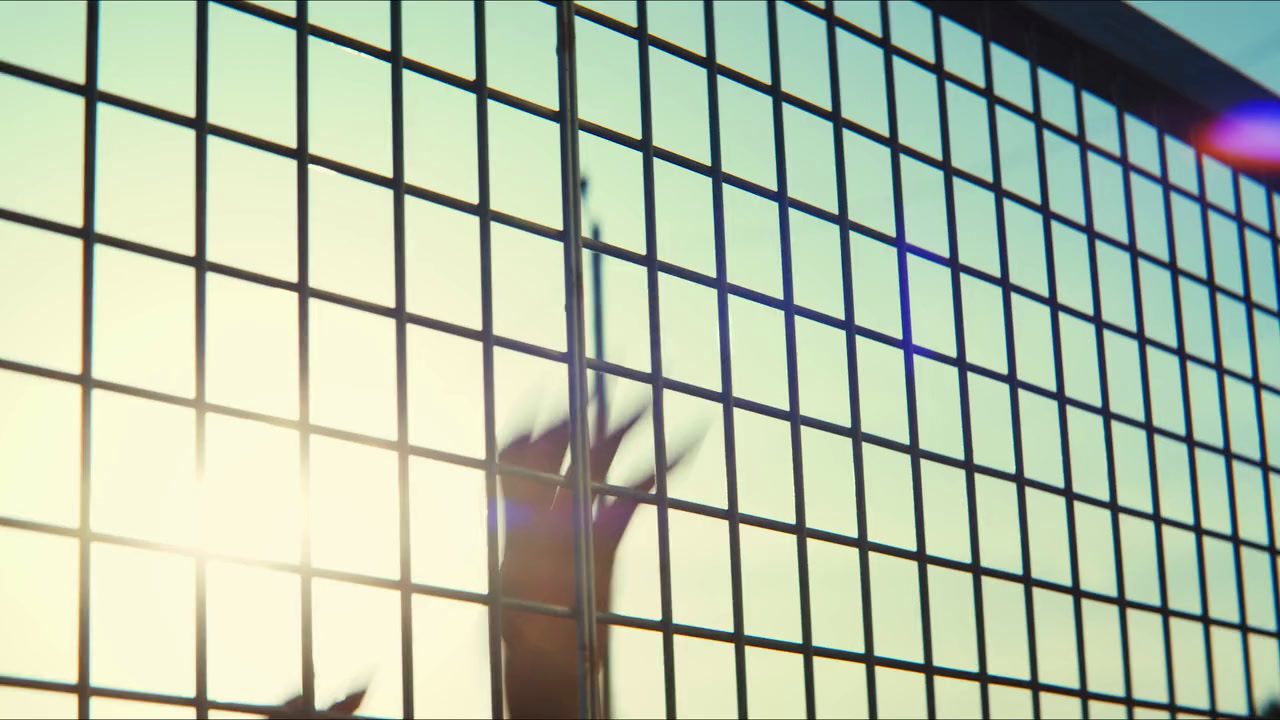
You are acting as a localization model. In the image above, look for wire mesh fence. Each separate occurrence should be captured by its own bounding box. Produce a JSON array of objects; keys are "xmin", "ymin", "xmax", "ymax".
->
[{"xmin": 1, "ymin": 0, "xmax": 1279, "ymax": 718}]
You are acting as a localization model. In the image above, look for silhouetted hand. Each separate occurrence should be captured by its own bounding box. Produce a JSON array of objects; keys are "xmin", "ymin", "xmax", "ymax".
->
[
  {"xmin": 265, "ymin": 686, "xmax": 366, "ymax": 719},
  {"xmin": 498, "ymin": 399, "xmax": 695, "ymax": 719}
]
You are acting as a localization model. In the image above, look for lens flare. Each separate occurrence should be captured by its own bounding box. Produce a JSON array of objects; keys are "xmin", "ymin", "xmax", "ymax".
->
[{"xmin": 1198, "ymin": 101, "xmax": 1280, "ymax": 169}]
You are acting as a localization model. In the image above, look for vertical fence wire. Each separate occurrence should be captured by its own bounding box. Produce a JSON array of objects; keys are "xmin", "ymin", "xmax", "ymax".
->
[
  {"xmin": 820, "ymin": 3, "xmax": 882, "ymax": 720},
  {"xmin": 1183, "ymin": 118, "xmax": 1224, "ymax": 714},
  {"xmin": 875, "ymin": 1, "xmax": 920, "ymax": 717},
  {"xmin": 1244, "ymin": 175, "xmax": 1280, "ymax": 720},
  {"xmin": 1066, "ymin": 30, "xmax": 1136, "ymax": 716},
  {"xmin": 1249, "ymin": 185, "xmax": 1280, "ymax": 717},
  {"xmin": 975, "ymin": 4, "xmax": 1024, "ymax": 717},
  {"xmin": 293, "ymin": 1, "xmax": 317, "ymax": 713},
  {"xmin": 76, "ymin": 2, "xmax": 101, "ymax": 717},
  {"xmin": 925, "ymin": 6, "xmax": 970, "ymax": 718},
  {"xmin": 1113, "ymin": 75, "xmax": 1177, "ymax": 720},
  {"xmin": 389, "ymin": 2, "xmax": 416, "ymax": 718},
  {"xmin": 761, "ymin": 3, "xmax": 819, "ymax": 718},
  {"xmin": 470, "ymin": 3, "xmax": 507, "ymax": 718},
  {"xmin": 1190, "ymin": 103, "xmax": 1256, "ymax": 718},
  {"xmin": 630, "ymin": 2, "xmax": 681, "ymax": 717},
  {"xmin": 1023, "ymin": 22, "xmax": 1092, "ymax": 717},
  {"xmin": 697, "ymin": 3, "xmax": 751, "ymax": 718},
  {"xmin": 193, "ymin": 1, "xmax": 211, "ymax": 717},
  {"xmin": 554, "ymin": 5, "xmax": 600, "ymax": 717},
  {"xmin": 1224, "ymin": 163, "xmax": 1260, "ymax": 720}
]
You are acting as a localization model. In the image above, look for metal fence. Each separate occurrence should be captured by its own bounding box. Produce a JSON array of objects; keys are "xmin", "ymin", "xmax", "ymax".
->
[{"xmin": 1, "ymin": 0, "xmax": 1279, "ymax": 718}]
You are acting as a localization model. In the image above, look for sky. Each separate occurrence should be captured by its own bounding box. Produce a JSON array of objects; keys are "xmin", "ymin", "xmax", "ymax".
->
[
  {"xmin": 1, "ymin": 1, "xmax": 1280, "ymax": 719},
  {"xmin": 1128, "ymin": 1, "xmax": 1280, "ymax": 98}
]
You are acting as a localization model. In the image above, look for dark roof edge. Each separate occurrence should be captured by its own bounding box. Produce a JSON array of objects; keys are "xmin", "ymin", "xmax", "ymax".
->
[
  {"xmin": 1020, "ymin": 0, "xmax": 1277, "ymax": 114},
  {"xmin": 926, "ymin": 0, "xmax": 1280, "ymax": 185}
]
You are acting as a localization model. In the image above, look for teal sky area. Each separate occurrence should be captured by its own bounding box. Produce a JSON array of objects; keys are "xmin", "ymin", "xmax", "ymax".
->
[{"xmin": 1129, "ymin": 0, "xmax": 1280, "ymax": 97}]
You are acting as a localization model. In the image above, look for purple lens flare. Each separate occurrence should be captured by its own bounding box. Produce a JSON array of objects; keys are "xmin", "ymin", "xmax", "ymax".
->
[{"xmin": 1198, "ymin": 101, "xmax": 1280, "ymax": 168}]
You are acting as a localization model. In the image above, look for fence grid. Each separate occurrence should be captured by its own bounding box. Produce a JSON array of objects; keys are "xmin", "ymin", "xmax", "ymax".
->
[{"xmin": 0, "ymin": 0, "xmax": 1279, "ymax": 718}]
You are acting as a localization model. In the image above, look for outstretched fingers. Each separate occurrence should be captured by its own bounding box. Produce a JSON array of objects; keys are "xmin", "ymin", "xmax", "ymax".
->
[
  {"xmin": 589, "ymin": 402, "xmax": 648, "ymax": 482},
  {"xmin": 264, "ymin": 694, "xmax": 306, "ymax": 719},
  {"xmin": 593, "ymin": 474, "xmax": 656, "ymax": 553},
  {"xmin": 594, "ymin": 439, "xmax": 699, "ymax": 555},
  {"xmin": 327, "ymin": 687, "xmax": 367, "ymax": 716},
  {"xmin": 496, "ymin": 432, "xmax": 540, "ymax": 503},
  {"xmin": 551, "ymin": 400, "xmax": 649, "ymax": 530},
  {"xmin": 498, "ymin": 417, "xmax": 572, "ymax": 536},
  {"xmin": 503, "ymin": 415, "xmax": 572, "ymax": 474},
  {"xmin": 265, "ymin": 684, "xmax": 366, "ymax": 719}
]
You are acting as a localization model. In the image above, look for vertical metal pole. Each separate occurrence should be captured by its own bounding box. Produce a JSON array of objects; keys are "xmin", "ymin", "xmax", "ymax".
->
[
  {"xmin": 555, "ymin": 3, "xmax": 600, "ymax": 717},
  {"xmin": 583, "ymin": 172, "xmax": 607, "ymax": 434},
  {"xmin": 390, "ymin": 2, "xmax": 415, "ymax": 718},
  {"xmin": 579, "ymin": 174, "xmax": 609, "ymax": 717},
  {"xmin": 592, "ymin": 227, "xmax": 607, "ymax": 433},
  {"xmin": 472, "ymin": 3, "xmax": 506, "ymax": 718},
  {"xmin": 78, "ymin": 2, "xmax": 101, "ymax": 717},
  {"xmin": 590, "ymin": 218, "xmax": 609, "ymax": 718},
  {"xmin": 295, "ymin": 1, "xmax": 316, "ymax": 714},
  {"xmin": 194, "ymin": 1, "xmax": 211, "ymax": 718}
]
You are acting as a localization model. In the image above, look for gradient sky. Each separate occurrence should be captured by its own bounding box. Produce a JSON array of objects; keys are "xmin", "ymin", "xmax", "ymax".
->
[{"xmin": 1129, "ymin": 1, "xmax": 1280, "ymax": 97}]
